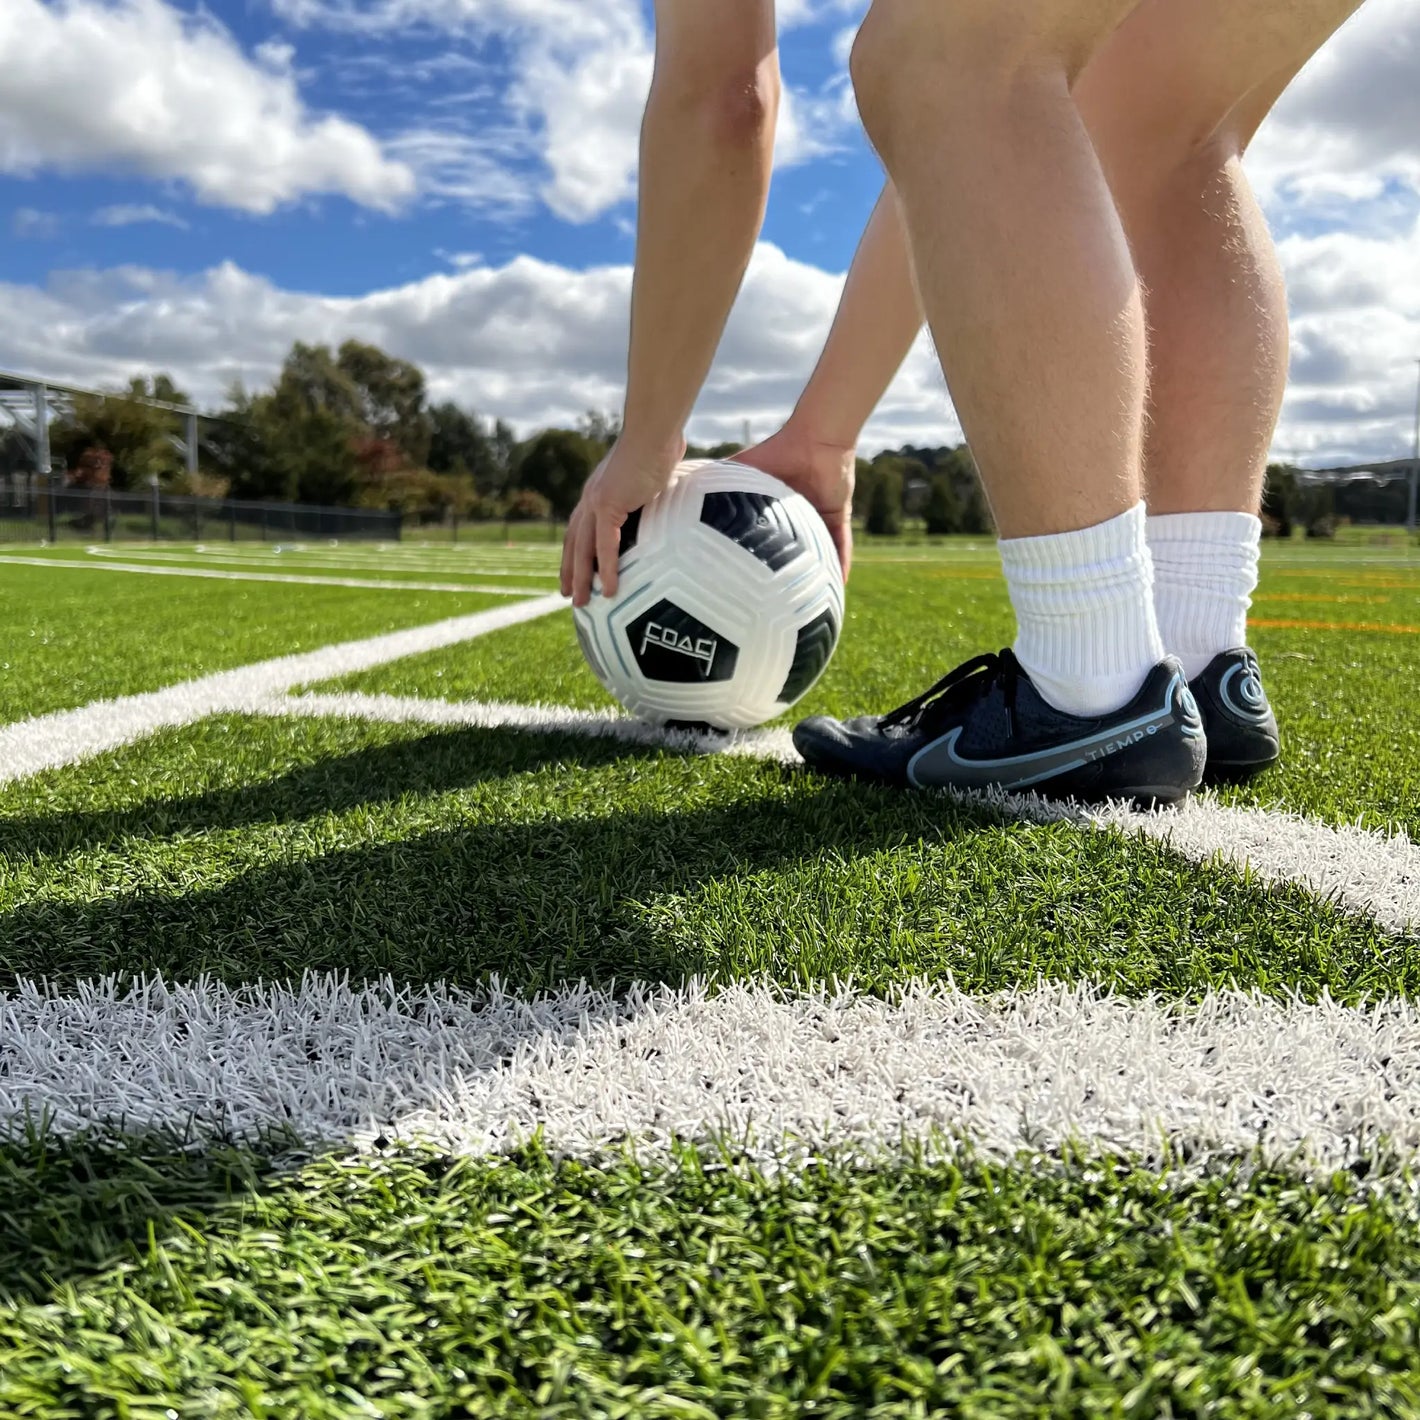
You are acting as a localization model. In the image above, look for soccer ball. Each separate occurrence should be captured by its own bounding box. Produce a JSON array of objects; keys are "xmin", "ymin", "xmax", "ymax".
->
[{"xmin": 572, "ymin": 460, "xmax": 844, "ymax": 731}]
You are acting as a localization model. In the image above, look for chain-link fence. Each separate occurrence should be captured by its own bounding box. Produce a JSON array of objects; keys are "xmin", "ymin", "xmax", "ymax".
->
[{"xmin": 0, "ymin": 477, "xmax": 403, "ymax": 545}]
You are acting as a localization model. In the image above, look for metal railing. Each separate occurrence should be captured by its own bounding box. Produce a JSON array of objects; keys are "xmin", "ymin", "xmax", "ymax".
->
[{"xmin": 0, "ymin": 478, "xmax": 403, "ymax": 545}]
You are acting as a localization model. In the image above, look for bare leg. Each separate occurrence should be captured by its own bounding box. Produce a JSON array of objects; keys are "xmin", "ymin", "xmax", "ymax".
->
[
  {"xmin": 1077, "ymin": 0, "xmax": 1368, "ymax": 516},
  {"xmin": 737, "ymin": 184, "xmax": 923, "ymax": 575},
  {"xmin": 850, "ymin": 0, "xmax": 1146, "ymax": 539}
]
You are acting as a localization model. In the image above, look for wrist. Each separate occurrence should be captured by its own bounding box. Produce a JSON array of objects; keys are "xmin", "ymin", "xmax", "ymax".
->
[
  {"xmin": 614, "ymin": 424, "xmax": 687, "ymax": 469},
  {"xmin": 782, "ymin": 407, "xmax": 859, "ymax": 460}
]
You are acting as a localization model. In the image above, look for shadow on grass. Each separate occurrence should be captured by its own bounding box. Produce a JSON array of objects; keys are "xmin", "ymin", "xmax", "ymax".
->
[
  {"xmin": 0, "ymin": 720, "xmax": 672, "ymax": 863},
  {"xmin": 0, "ymin": 1125, "xmax": 285, "ymax": 1306},
  {"xmin": 1, "ymin": 720, "xmax": 1410, "ymax": 1309},
  {"xmin": 0, "ymin": 722, "xmax": 988, "ymax": 991}
]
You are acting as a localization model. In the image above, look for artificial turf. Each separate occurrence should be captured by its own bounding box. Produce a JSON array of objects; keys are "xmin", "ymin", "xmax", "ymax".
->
[
  {"xmin": 1, "ymin": 1135, "xmax": 1418, "ymax": 1418},
  {"xmin": 2, "ymin": 536, "xmax": 1418, "ymax": 1412},
  {"xmin": 0, "ymin": 561, "xmax": 505, "ymax": 724},
  {"xmin": 324, "ymin": 543, "xmax": 1420, "ymax": 835},
  {"xmin": 1, "ymin": 713, "xmax": 1410, "ymax": 999}
]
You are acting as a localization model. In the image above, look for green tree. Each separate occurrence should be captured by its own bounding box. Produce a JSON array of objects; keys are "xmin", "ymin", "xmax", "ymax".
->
[
  {"xmin": 504, "ymin": 488, "xmax": 553, "ymax": 522},
  {"xmin": 577, "ymin": 410, "xmax": 622, "ymax": 449},
  {"xmin": 336, "ymin": 340, "xmax": 429, "ymax": 465},
  {"xmin": 427, "ymin": 402, "xmax": 496, "ymax": 489},
  {"xmin": 207, "ymin": 383, "xmax": 289, "ymax": 501},
  {"xmin": 490, "ymin": 419, "xmax": 519, "ymax": 493},
  {"xmin": 250, "ymin": 348, "xmax": 368, "ymax": 505},
  {"xmin": 49, "ymin": 375, "xmax": 190, "ymax": 490},
  {"xmin": 924, "ymin": 473, "xmax": 963, "ymax": 535},
  {"xmin": 517, "ymin": 428, "xmax": 600, "ymax": 518},
  {"xmin": 866, "ymin": 464, "xmax": 903, "ymax": 536},
  {"xmin": 960, "ymin": 477, "xmax": 994, "ymax": 535},
  {"xmin": 1262, "ymin": 463, "xmax": 1297, "ymax": 538}
]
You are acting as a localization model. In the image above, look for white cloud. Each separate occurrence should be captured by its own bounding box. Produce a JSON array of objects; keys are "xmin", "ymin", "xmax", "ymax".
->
[
  {"xmin": 1, "ymin": 220, "xmax": 1409, "ymax": 464},
  {"xmin": 11, "ymin": 207, "xmax": 60, "ymax": 239},
  {"xmin": 1247, "ymin": 0, "xmax": 1420, "ymax": 214},
  {"xmin": 0, "ymin": 246, "xmax": 859, "ymax": 442},
  {"xmin": 384, "ymin": 127, "xmax": 536, "ymax": 217},
  {"xmin": 92, "ymin": 204, "xmax": 190, "ymax": 231},
  {"xmin": 0, "ymin": 0, "xmax": 413, "ymax": 215},
  {"xmin": 272, "ymin": 0, "xmax": 858, "ymax": 222},
  {"xmin": 1274, "ymin": 218, "xmax": 1420, "ymax": 466}
]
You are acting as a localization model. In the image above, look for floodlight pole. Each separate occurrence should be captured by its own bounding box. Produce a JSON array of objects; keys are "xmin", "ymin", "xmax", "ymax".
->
[
  {"xmin": 34, "ymin": 382, "xmax": 57, "ymax": 542},
  {"xmin": 1410, "ymin": 359, "xmax": 1420, "ymax": 535}
]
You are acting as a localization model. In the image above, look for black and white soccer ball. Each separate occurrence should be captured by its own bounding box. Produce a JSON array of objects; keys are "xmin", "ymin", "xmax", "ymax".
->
[{"xmin": 573, "ymin": 460, "xmax": 844, "ymax": 731}]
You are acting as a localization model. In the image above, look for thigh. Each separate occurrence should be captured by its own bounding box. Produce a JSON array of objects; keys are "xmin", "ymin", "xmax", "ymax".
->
[
  {"xmin": 858, "ymin": 0, "xmax": 1144, "ymax": 83},
  {"xmin": 1077, "ymin": 0, "xmax": 1368, "ymax": 155}
]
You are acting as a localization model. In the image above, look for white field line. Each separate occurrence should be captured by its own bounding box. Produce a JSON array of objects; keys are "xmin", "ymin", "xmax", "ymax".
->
[
  {"xmin": 3, "ymin": 974, "xmax": 1419, "ymax": 1180},
  {"xmin": 271, "ymin": 690, "xmax": 1420, "ymax": 937},
  {"xmin": 78, "ymin": 545, "xmax": 560, "ymax": 579},
  {"xmin": 1087, "ymin": 799, "xmax": 1420, "ymax": 940},
  {"xmin": 280, "ymin": 690, "xmax": 799, "ymax": 762},
  {"xmin": 0, "ymin": 596, "xmax": 565, "ymax": 785},
  {"xmin": 214, "ymin": 541, "xmax": 562, "ymax": 562},
  {"xmin": 0, "ymin": 554, "xmax": 550, "ymax": 597}
]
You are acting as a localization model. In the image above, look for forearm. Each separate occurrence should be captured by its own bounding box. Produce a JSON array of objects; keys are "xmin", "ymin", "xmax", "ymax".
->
[
  {"xmin": 789, "ymin": 183, "xmax": 924, "ymax": 451},
  {"xmin": 621, "ymin": 46, "xmax": 779, "ymax": 460}
]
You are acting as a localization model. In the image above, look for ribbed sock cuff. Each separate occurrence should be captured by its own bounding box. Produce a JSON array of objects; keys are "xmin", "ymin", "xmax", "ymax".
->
[
  {"xmin": 999, "ymin": 503, "xmax": 1165, "ymax": 718},
  {"xmin": 1147, "ymin": 511, "xmax": 1261, "ymax": 680}
]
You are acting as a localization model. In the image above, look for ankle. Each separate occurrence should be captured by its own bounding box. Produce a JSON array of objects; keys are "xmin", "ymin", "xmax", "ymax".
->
[{"xmin": 1001, "ymin": 503, "xmax": 1165, "ymax": 718}]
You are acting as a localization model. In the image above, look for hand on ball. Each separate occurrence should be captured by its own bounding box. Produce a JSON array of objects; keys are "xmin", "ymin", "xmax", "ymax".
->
[{"xmin": 561, "ymin": 436, "xmax": 687, "ymax": 607}]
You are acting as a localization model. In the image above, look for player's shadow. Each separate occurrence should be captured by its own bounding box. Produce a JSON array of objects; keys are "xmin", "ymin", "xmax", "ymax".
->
[
  {"xmin": 0, "ymin": 723, "xmax": 998, "ymax": 1303},
  {"xmin": 1, "ymin": 724, "xmax": 990, "ymax": 991},
  {"xmin": 0, "ymin": 721, "xmax": 674, "ymax": 866}
]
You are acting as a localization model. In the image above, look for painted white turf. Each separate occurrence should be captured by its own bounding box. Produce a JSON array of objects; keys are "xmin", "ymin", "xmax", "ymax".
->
[
  {"xmin": 0, "ymin": 553, "xmax": 550, "ymax": 597},
  {"xmin": 0, "ymin": 595, "xmax": 565, "ymax": 784},
  {"xmin": 80, "ymin": 545, "xmax": 560, "ymax": 579},
  {"xmin": 5, "ymin": 594, "xmax": 1416, "ymax": 1181},
  {"xmin": 3, "ymin": 974, "xmax": 1418, "ymax": 1180}
]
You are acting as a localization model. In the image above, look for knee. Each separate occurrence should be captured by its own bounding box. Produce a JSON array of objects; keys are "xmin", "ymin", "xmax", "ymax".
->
[
  {"xmin": 851, "ymin": 0, "xmax": 1096, "ymax": 145},
  {"xmin": 1088, "ymin": 94, "xmax": 1247, "ymax": 208}
]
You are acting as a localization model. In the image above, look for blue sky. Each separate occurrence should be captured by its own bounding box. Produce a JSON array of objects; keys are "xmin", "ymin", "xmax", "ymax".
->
[
  {"xmin": 0, "ymin": 0, "xmax": 880, "ymax": 292},
  {"xmin": 0, "ymin": 0, "xmax": 1417, "ymax": 463}
]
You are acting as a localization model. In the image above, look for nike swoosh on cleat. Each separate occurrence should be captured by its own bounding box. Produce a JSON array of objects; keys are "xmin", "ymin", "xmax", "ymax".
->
[{"xmin": 906, "ymin": 678, "xmax": 1191, "ymax": 791}]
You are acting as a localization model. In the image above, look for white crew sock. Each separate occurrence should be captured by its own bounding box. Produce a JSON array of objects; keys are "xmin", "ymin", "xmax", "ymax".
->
[
  {"xmin": 998, "ymin": 502, "xmax": 1165, "ymax": 719},
  {"xmin": 1147, "ymin": 511, "xmax": 1262, "ymax": 681}
]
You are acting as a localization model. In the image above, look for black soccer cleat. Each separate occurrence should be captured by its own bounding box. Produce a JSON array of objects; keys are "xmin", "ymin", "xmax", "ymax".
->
[
  {"xmin": 793, "ymin": 650, "xmax": 1206, "ymax": 807},
  {"xmin": 1188, "ymin": 648, "xmax": 1280, "ymax": 785}
]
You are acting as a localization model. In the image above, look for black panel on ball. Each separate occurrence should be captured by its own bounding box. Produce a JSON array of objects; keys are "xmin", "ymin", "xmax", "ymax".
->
[
  {"xmin": 700, "ymin": 492, "xmax": 805, "ymax": 572},
  {"xmin": 619, "ymin": 507, "xmax": 643, "ymax": 557},
  {"xmin": 627, "ymin": 599, "xmax": 739, "ymax": 684},
  {"xmin": 778, "ymin": 609, "xmax": 839, "ymax": 703}
]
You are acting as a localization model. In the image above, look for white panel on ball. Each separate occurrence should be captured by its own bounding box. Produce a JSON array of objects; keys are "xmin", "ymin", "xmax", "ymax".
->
[{"xmin": 572, "ymin": 460, "xmax": 844, "ymax": 731}]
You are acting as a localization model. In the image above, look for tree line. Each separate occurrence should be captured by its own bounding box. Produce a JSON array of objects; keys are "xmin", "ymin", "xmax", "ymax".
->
[{"xmin": 4, "ymin": 340, "xmax": 1379, "ymax": 536}]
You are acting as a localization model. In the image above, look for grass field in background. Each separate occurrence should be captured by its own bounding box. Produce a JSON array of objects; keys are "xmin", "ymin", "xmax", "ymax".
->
[{"xmin": 2, "ymin": 534, "xmax": 1418, "ymax": 1416}]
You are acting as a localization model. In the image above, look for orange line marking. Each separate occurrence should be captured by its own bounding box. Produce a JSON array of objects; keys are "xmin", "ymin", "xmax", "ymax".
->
[
  {"xmin": 1254, "ymin": 593, "xmax": 1391, "ymax": 606},
  {"xmin": 1252, "ymin": 616, "xmax": 1420, "ymax": 636}
]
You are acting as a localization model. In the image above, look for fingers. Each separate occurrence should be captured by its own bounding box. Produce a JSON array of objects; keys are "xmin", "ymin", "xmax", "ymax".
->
[
  {"xmin": 595, "ymin": 513, "xmax": 624, "ymax": 602},
  {"xmin": 571, "ymin": 510, "xmax": 597, "ymax": 608},
  {"xmin": 563, "ymin": 497, "xmax": 629, "ymax": 606},
  {"xmin": 832, "ymin": 520, "xmax": 852, "ymax": 585},
  {"xmin": 559, "ymin": 506, "xmax": 580, "ymax": 599}
]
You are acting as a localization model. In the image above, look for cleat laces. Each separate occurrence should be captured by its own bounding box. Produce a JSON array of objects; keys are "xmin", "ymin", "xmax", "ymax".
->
[{"xmin": 879, "ymin": 649, "xmax": 1022, "ymax": 736}]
